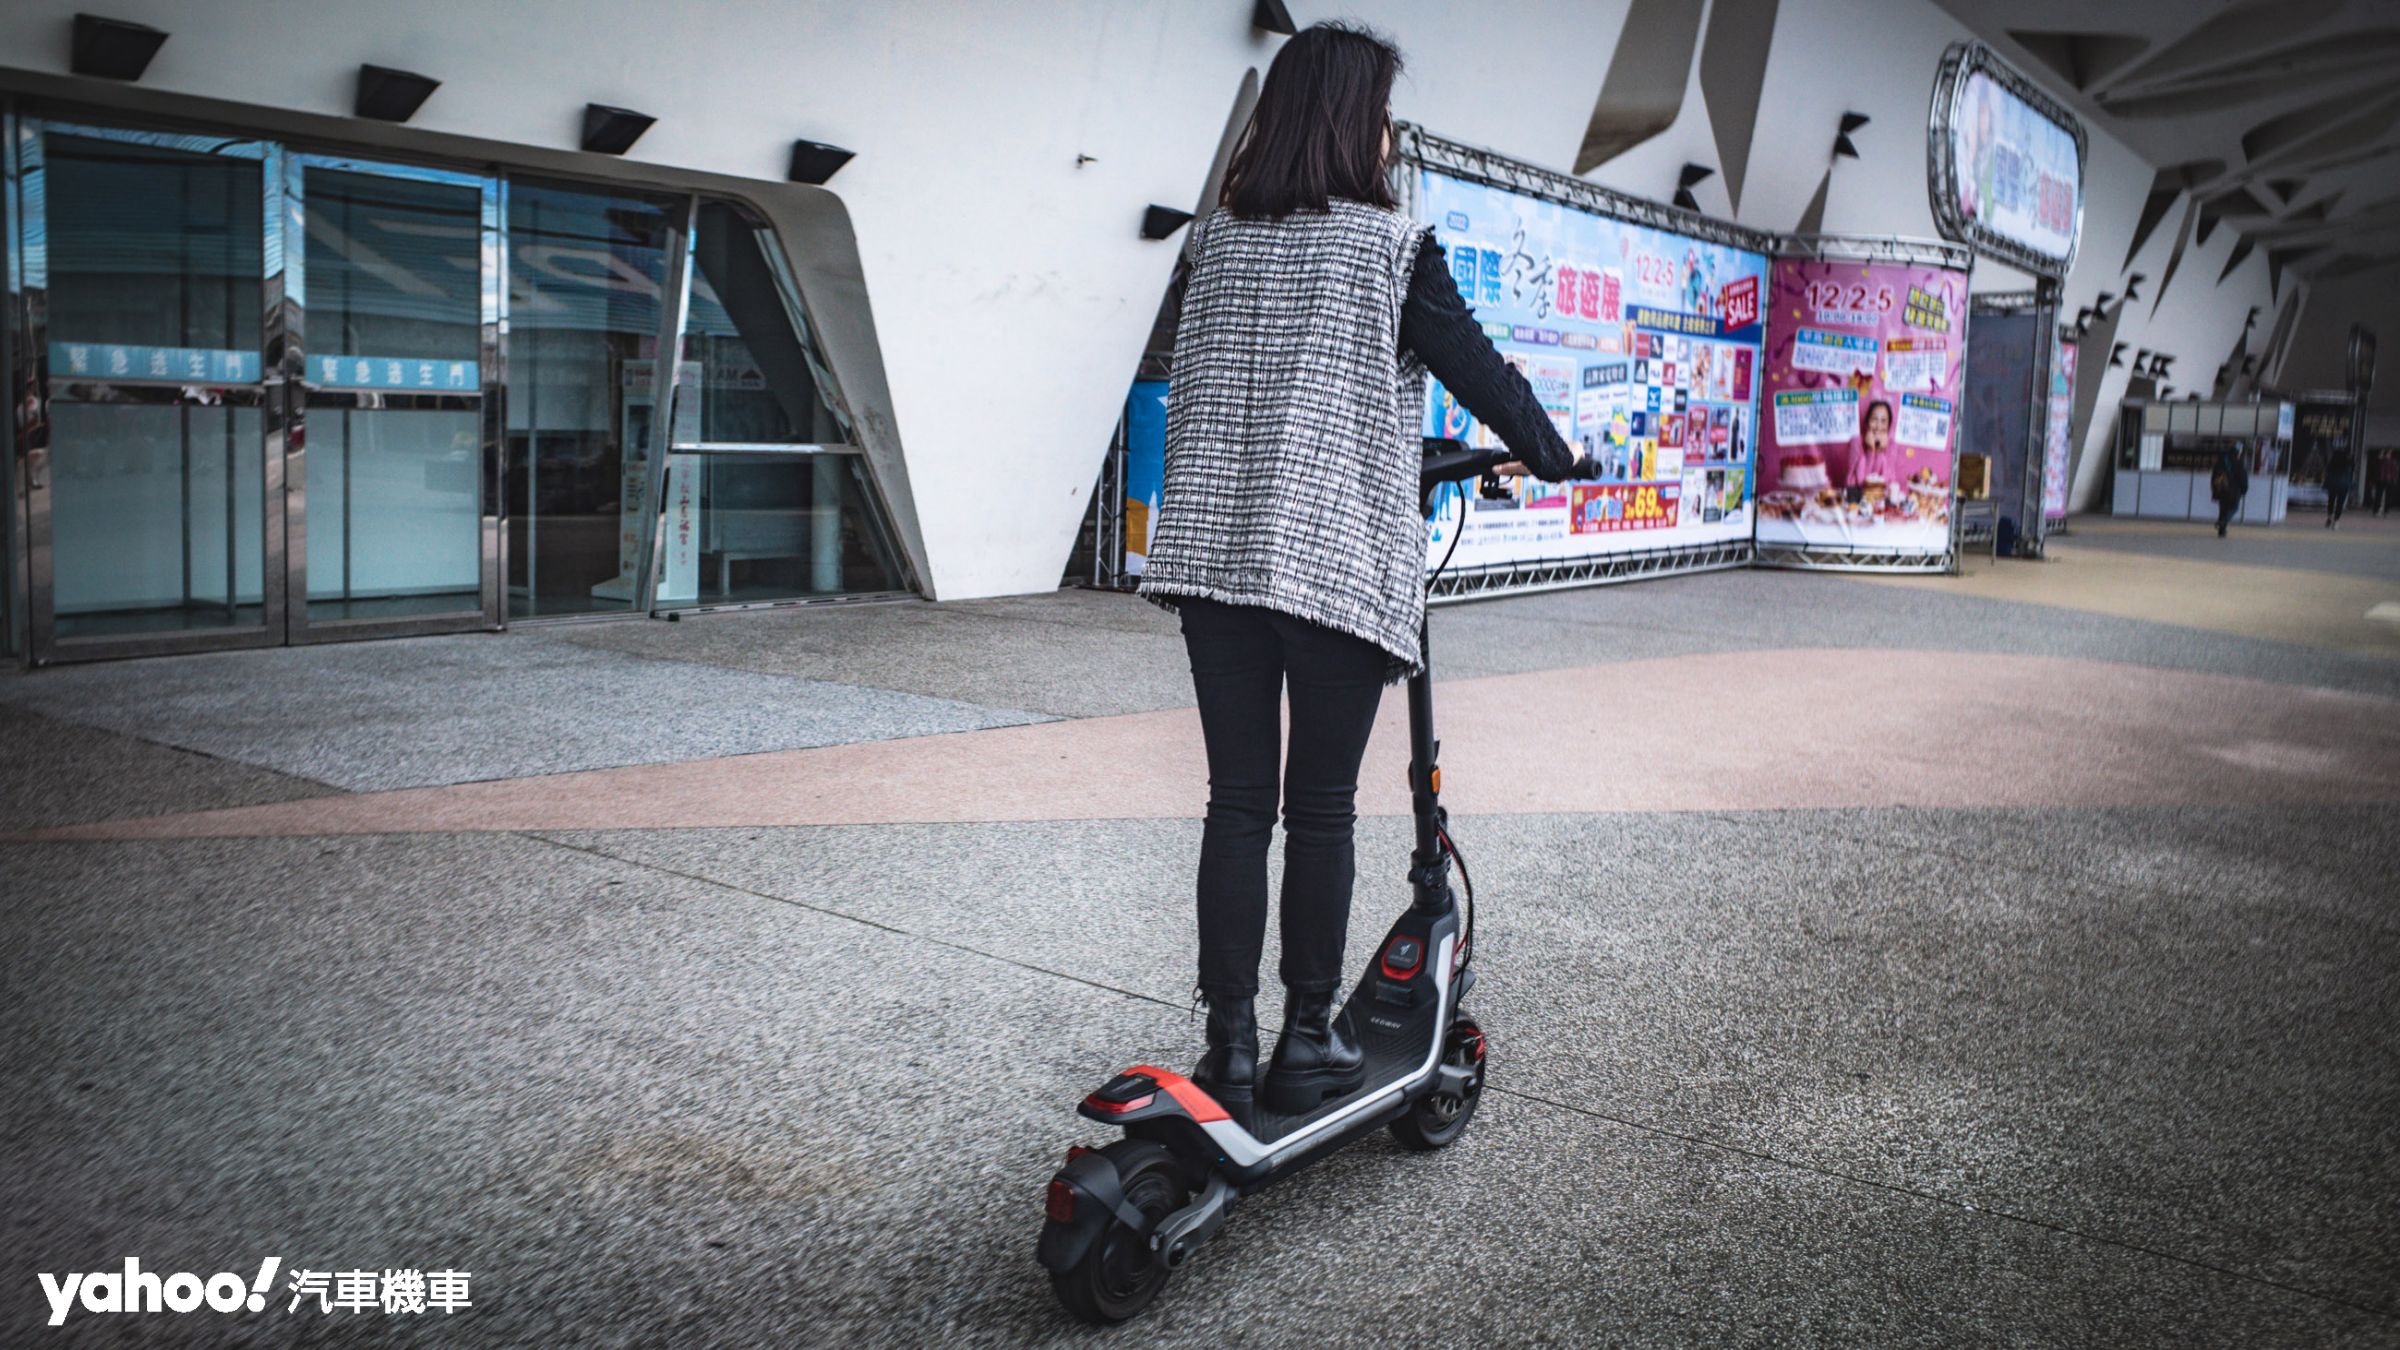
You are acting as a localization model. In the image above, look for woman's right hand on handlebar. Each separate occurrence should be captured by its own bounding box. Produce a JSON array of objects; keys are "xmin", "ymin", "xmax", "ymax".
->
[{"xmin": 1494, "ymin": 448, "xmax": 1592, "ymax": 481}]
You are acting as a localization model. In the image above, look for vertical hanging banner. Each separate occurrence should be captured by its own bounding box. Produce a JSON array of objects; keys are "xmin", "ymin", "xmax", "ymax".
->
[
  {"xmin": 1123, "ymin": 380, "xmax": 1169, "ymax": 575},
  {"xmin": 2043, "ymin": 334, "xmax": 2078, "ymax": 522},
  {"xmin": 1756, "ymin": 242, "xmax": 1973, "ymax": 567},
  {"xmin": 1398, "ymin": 126, "xmax": 1775, "ymax": 592}
]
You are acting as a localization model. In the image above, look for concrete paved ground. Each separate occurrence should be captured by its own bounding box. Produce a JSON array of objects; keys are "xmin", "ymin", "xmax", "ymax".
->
[
  {"xmin": 1870, "ymin": 514, "xmax": 2400, "ymax": 661},
  {"xmin": 3, "ymin": 518, "xmax": 2396, "ymax": 1347}
]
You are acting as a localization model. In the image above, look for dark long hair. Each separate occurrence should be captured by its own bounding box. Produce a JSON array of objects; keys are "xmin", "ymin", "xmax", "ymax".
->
[{"xmin": 1220, "ymin": 22, "xmax": 1403, "ymax": 218}]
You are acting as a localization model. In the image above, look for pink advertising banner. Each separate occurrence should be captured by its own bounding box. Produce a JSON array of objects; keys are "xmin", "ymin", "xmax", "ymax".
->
[
  {"xmin": 2043, "ymin": 336, "xmax": 2078, "ymax": 521},
  {"xmin": 1758, "ymin": 258, "xmax": 1969, "ymax": 557}
]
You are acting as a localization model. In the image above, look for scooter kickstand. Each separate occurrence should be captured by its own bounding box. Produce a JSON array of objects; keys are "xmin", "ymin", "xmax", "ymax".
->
[{"xmin": 1149, "ymin": 1174, "xmax": 1239, "ymax": 1269}]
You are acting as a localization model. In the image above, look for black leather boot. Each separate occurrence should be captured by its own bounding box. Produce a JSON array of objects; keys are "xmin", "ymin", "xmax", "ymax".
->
[
  {"xmin": 1190, "ymin": 993, "xmax": 1257, "ymax": 1112},
  {"xmin": 1261, "ymin": 988, "xmax": 1365, "ymax": 1114}
]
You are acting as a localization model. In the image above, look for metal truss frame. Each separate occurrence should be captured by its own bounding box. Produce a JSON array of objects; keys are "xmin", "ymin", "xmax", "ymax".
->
[
  {"xmin": 1394, "ymin": 123, "xmax": 1782, "ymax": 257},
  {"xmin": 1752, "ymin": 544, "xmax": 1953, "ymax": 574},
  {"xmin": 1428, "ymin": 541, "xmax": 1753, "ymax": 603},
  {"xmin": 1781, "ymin": 233, "xmax": 1975, "ymax": 272}
]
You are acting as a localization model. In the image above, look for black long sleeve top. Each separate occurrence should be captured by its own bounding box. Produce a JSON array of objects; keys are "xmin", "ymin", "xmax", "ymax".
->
[{"xmin": 1397, "ymin": 235, "xmax": 1582, "ymax": 481}]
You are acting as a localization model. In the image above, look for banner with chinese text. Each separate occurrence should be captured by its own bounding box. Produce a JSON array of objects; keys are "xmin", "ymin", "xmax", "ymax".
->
[
  {"xmin": 1414, "ymin": 169, "xmax": 1768, "ymax": 573},
  {"xmin": 1757, "ymin": 257, "xmax": 1968, "ymax": 559}
]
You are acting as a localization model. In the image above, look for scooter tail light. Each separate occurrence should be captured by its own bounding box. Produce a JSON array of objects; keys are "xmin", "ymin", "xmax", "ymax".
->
[
  {"xmin": 1065, "ymin": 1145, "xmax": 1094, "ymax": 1163},
  {"xmin": 1045, "ymin": 1178, "xmax": 1078, "ymax": 1223},
  {"xmin": 1082, "ymin": 1092, "xmax": 1156, "ymax": 1115}
]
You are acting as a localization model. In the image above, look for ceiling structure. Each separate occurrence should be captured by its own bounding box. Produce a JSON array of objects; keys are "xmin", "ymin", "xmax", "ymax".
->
[{"xmin": 1933, "ymin": 0, "xmax": 2400, "ymax": 290}]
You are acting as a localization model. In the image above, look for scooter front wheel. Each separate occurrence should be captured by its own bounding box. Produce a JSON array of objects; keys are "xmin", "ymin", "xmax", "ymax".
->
[
  {"xmin": 1049, "ymin": 1139, "xmax": 1188, "ymax": 1324},
  {"xmin": 1390, "ymin": 1014, "xmax": 1485, "ymax": 1151}
]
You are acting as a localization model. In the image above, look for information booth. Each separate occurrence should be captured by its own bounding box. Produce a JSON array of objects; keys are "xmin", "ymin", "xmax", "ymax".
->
[{"xmin": 2109, "ymin": 398, "xmax": 2291, "ymax": 523}]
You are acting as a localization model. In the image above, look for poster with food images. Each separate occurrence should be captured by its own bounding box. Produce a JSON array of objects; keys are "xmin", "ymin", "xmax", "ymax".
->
[
  {"xmin": 1415, "ymin": 168, "xmax": 1769, "ymax": 573},
  {"xmin": 1757, "ymin": 257, "xmax": 1969, "ymax": 556}
]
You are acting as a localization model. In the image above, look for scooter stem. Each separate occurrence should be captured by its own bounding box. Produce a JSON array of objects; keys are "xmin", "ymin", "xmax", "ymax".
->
[{"xmin": 1406, "ymin": 615, "xmax": 1453, "ymax": 916}]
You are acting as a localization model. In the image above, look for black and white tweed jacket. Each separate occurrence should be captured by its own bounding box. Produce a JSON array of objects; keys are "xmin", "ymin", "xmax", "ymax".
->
[{"xmin": 1138, "ymin": 201, "xmax": 1433, "ymax": 679}]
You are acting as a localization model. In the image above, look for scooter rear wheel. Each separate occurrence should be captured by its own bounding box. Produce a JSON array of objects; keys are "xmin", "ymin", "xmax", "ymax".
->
[
  {"xmin": 1050, "ymin": 1139, "xmax": 1188, "ymax": 1324},
  {"xmin": 1390, "ymin": 1014, "xmax": 1485, "ymax": 1151}
]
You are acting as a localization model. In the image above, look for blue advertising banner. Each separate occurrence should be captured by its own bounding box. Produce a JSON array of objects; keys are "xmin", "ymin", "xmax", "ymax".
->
[
  {"xmin": 1414, "ymin": 169, "xmax": 1769, "ymax": 571},
  {"xmin": 1124, "ymin": 379, "xmax": 1169, "ymax": 575},
  {"xmin": 49, "ymin": 342, "xmax": 259, "ymax": 384},
  {"xmin": 309, "ymin": 353, "xmax": 479, "ymax": 392}
]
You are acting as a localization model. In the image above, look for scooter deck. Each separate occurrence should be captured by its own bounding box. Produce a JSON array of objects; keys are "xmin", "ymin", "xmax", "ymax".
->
[{"xmin": 1241, "ymin": 966, "xmax": 1448, "ymax": 1146}]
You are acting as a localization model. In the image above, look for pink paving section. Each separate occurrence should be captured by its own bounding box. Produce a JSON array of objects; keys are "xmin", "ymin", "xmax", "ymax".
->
[{"xmin": 23, "ymin": 650, "xmax": 2400, "ymax": 842}]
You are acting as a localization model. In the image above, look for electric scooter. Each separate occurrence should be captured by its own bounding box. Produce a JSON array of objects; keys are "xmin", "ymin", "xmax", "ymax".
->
[{"xmin": 1036, "ymin": 438, "xmax": 1509, "ymax": 1324}]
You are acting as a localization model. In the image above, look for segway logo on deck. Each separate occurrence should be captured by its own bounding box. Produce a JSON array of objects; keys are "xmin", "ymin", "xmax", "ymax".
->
[{"xmin": 36, "ymin": 1258, "xmax": 471, "ymax": 1325}]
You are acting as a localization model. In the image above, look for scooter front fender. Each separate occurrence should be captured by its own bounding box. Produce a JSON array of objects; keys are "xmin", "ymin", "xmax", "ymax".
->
[{"xmin": 1035, "ymin": 1151, "xmax": 1133, "ymax": 1274}]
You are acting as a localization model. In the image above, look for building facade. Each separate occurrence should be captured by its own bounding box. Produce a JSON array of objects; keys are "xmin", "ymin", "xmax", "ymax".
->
[{"xmin": 0, "ymin": 1, "xmax": 2330, "ymax": 664}]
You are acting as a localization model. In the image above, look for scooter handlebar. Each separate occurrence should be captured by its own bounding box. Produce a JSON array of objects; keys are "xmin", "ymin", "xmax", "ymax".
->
[{"xmin": 1419, "ymin": 438, "xmax": 1510, "ymax": 496}]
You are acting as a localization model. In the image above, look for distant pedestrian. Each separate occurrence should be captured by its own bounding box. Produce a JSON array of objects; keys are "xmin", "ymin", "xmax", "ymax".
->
[
  {"xmin": 2369, "ymin": 448, "xmax": 2397, "ymax": 517},
  {"xmin": 2324, "ymin": 447, "xmax": 2354, "ymax": 528},
  {"xmin": 2210, "ymin": 443, "xmax": 2248, "ymax": 537}
]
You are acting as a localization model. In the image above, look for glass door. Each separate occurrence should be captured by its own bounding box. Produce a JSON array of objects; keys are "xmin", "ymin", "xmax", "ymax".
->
[
  {"xmin": 18, "ymin": 120, "xmax": 283, "ymax": 663},
  {"xmin": 285, "ymin": 154, "xmax": 499, "ymax": 639}
]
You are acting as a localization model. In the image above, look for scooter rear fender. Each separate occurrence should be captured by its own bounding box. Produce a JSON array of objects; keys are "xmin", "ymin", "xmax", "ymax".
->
[{"xmin": 1036, "ymin": 1150, "xmax": 1135, "ymax": 1274}]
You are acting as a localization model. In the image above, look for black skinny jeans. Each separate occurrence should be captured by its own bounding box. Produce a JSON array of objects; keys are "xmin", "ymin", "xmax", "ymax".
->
[{"xmin": 1179, "ymin": 597, "xmax": 1388, "ymax": 1000}]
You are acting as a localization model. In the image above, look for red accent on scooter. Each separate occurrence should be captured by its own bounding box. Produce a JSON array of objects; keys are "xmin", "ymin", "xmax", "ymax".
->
[
  {"xmin": 1379, "ymin": 934, "xmax": 1425, "ymax": 980},
  {"xmin": 1045, "ymin": 1178, "xmax": 1077, "ymax": 1222},
  {"xmin": 1120, "ymin": 1064, "xmax": 1232, "ymax": 1124}
]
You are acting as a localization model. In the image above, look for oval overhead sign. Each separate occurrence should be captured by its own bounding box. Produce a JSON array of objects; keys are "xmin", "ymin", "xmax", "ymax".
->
[{"xmin": 1928, "ymin": 41, "xmax": 2087, "ymax": 280}]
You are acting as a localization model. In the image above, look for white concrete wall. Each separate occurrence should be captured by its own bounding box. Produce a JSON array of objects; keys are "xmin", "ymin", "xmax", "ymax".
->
[{"xmin": 0, "ymin": 0, "xmax": 2321, "ymax": 596}]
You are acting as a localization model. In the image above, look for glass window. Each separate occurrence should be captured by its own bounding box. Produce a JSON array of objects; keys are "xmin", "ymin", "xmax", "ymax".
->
[
  {"xmin": 650, "ymin": 452, "xmax": 901, "ymax": 610},
  {"xmin": 301, "ymin": 168, "xmax": 480, "ymax": 363},
  {"xmin": 44, "ymin": 133, "xmax": 263, "ymax": 352},
  {"xmin": 306, "ymin": 407, "xmax": 482, "ymax": 619},
  {"xmin": 50, "ymin": 402, "xmax": 267, "ymax": 638},
  {"xmin": 683, "ymin": 200, "xmax": 853, "ymax": 446},
  {"xmin": 505, "ymin": 181, "xmax": 674, "ymax": 618}
]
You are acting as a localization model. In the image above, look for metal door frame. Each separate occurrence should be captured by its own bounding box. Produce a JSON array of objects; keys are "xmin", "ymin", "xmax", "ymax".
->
[
  {"xmin": 15, "ymin": 116, "xmax": 287, "ymax": 666},
  {"xmin": 4, "ymin": 108, "xmax": 25, "ymax": 662},
  {"xmin": 282, "ymin": 152, "xmax": 503, "ymax": 644}
]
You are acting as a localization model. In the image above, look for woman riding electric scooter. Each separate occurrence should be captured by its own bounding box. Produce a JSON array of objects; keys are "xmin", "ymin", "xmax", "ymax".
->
[{"xmin": 1137, "ymin": 21, "xmax": 1582, "ymax": 1121}]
